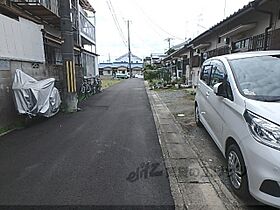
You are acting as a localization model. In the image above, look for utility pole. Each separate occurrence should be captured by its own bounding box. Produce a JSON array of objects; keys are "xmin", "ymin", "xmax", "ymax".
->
[
  {"xmin": 60, "ymin": 0, "xmax": 78, "ymax": 112},
  {"xmin": 224, "ymin": 0, "xmax": 227, "ymax": 18},
  {"xmin": 108, "ymin": 53, "xmax": 111, "ymax": 62},
  {"xmin": 127, "ymin": 20, "xmax": 132, "ymax": 78},
  {"xmin": 165, "ymin": 38, "xmax": 174, "ymax": 50}
]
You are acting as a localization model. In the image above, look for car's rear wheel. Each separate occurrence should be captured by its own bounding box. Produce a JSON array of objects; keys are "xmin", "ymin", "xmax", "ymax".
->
[
  {"xmin": 195, "ymin": 105, "xmax": 202, "ymax": 127},
  {"xmin": 226, "ymin": 143, "xmax": 249, "ymax": 198}
]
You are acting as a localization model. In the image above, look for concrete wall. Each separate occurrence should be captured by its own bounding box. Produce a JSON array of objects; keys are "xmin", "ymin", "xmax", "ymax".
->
[{"xmin": 0, "ymin": 67, "xmax": 17, "ymax": 128}]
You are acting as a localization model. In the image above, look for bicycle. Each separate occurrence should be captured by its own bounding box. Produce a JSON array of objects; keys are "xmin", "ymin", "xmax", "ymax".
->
[
  {"xmin": 96, "ymin": 76, "xmax": 102, "ymax": 93},
  {"xmin": 80, "ymin": 76, "xmax": 92, "ymax": 98}
]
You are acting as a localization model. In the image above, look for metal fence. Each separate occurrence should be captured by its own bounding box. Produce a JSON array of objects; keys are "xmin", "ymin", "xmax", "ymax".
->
[
  {"xmin": 269, "ymin": 28, "xmax": 280, "ymax": 50},
  {"xmin": 12, "ymin": 0, "xmax": 59, "ymax": 16},
  {"xmin": 79, "ymin": 11, "xmax": 95, "ymax": 42}
]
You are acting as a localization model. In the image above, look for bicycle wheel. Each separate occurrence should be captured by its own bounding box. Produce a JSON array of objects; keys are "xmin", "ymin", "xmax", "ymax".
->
[
  {"xmin": 86, "ymin": 84, "xmax": 91, "ymax": 93},
  {"xmin": 80, "ymin": 85, "xmax": 86, "ymax": 94}
]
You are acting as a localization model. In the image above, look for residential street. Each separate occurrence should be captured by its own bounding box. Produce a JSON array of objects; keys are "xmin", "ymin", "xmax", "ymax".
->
[
  {"xmin": 0, "ymin": 79, "xmax": 174, "ymax": 208},
  {"xmin": 1, "ymin": 0, "xmax": 280, "ymax": 209}
]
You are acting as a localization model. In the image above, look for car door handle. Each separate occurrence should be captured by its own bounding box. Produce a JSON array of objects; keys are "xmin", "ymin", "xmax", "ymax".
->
[{"xmin": 206, "ymin": 92, "xmax": 210, "ymax": 97}]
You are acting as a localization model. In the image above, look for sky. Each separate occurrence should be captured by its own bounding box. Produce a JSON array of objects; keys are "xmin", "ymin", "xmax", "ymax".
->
[{"xmin": 90, "ymin": 0, "xmax": 252, "ymax": 62}]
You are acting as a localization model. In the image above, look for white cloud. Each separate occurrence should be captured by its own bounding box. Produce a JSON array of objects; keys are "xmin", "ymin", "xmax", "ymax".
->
[{"xmin": 91, "ymin": 0, "xmax": 251, "ymax": 62}]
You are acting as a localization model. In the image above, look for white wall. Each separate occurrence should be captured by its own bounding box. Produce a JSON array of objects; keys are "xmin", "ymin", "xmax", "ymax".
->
[{"xmin": 0, "ymin": 15, "xmax": 45, "ymax": 62}]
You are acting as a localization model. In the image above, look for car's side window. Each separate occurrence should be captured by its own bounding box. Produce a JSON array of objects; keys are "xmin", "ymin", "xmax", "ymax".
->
[
  {"xmin": 209, "ymin": 61, "xmax": 226, "ymax": 88},
  {"xmin": 210, "ymin": 60, "xmax": 234, "ymax": 101},
  {"xmin": 225, "ymin": 81, "xmax": 234, "ymax": 101},
  {"xmin": 200, "ymin": 65, "xmax": 212, "ymax": 85}
]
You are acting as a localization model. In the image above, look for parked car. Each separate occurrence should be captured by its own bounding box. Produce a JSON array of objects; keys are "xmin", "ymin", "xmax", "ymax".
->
[
  {"xmin": 195, "ymin": 51, "xmax": 280, "ymax": 208},
  {"xmin": 115, "ymin": 73, "xmax": 129, "ymax": 79},
  {"xmin": 135, "ymin": 73, "xmax": 144, "ymax": 79}
]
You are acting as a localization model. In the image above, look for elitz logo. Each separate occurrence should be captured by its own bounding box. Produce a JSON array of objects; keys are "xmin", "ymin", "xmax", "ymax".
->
[{"xmin": 126, "ymin": 162, "xmax": 165, "ymax": 183}]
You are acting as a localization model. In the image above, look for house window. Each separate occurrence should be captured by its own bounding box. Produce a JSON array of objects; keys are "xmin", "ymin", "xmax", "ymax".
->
[
  {"xmin": 218, "ymin": 37, "xmax": 221, "ymax": 43},
  {"xmin": 45, "ymin": 45, "xmax": 62, "ymax": 65},
  {"xmin": 108, "ymin": 70, "xmax": 111, "ymax": 75}
]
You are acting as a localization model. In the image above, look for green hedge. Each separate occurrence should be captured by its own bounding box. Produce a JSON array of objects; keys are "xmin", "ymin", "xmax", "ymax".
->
[{"xmin": 144, "ymin": 70, "xmax": 160, "ymax": 82}]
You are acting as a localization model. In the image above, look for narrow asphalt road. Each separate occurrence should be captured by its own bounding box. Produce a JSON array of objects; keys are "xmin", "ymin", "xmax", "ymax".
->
[{"xmin": 0, "ymin": 79, "xmax": 174, "ymax": 208}]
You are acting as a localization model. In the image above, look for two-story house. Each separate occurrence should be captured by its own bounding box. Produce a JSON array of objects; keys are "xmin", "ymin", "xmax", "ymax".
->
[{"xmin": 0, "ymin": 0, "xmax": 98, "ymax": 128}]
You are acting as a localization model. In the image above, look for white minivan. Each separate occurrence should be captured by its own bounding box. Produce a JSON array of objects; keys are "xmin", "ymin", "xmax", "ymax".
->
[{"xmin": 195, "ymin": 51, "xmax": 280, "ymax": 208}]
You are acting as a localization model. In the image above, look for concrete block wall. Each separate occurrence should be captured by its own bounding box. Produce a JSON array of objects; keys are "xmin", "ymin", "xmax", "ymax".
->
[{"xmin": 0, "ymin": 68, "xmax": 17, "ymax": 128}]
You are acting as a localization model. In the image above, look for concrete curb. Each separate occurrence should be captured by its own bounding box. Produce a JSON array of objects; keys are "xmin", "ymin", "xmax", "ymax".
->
[
  {"xmin": 146, "ymin": 85, "xmax": 236, "ymax": 210},
  {"xmin": 0, "ymin": 128, "xmax": 16, "ymax": 137}
]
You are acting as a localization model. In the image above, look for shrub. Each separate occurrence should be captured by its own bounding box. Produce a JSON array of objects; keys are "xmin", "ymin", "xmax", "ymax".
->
[{"xmin": 144, "ymin": 70, "xmax": 160, "ymax": 82}]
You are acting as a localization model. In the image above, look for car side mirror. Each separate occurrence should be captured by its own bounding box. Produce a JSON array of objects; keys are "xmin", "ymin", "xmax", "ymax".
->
[{"xmin": 213, "ymin": 83, "xmax": 226, "ymax": 97}]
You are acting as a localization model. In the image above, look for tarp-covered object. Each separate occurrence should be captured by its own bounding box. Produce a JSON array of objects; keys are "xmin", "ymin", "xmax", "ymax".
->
[{"xmin": 12, "ymin": 69, "xmax": 61, "ymax": 117}]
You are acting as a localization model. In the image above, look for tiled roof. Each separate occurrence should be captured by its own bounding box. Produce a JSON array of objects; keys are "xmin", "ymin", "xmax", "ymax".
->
[
  {"xmin": 189, "ymin": 0, "xmax": 263, "ymax": 44},
  {"xmin": 99, "ymin": 62, "xmax": 143, "ymax": 69},
  {"xmin": 115, "ymin": 53, "xmax": 142, "ymax": 61}
]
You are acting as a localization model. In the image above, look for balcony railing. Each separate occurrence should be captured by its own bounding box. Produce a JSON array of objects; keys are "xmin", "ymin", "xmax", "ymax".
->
[
  {"xmin": 206, "ymin": 46, "xmax": 230, "ymax": 58},
  {"xmin": 79, "ymin": 11, "xmax": 95, "ymax": 43},
  {"xmin": 268, "ymin": 28, "xmax": 280, "ymax": 50},
  {"xmin": 232, "ymin": 30, "xmax": 275, "ymax": 52},
  {"xmin": 12, "ymin": 0, "xmax": 59, "ymax": 23},
  {"xmin": 70, "ymin": 0, "xmax": 79, "ymax": 30}
]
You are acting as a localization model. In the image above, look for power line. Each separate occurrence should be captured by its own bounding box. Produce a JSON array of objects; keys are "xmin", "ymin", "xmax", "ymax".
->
[
  {"xmin": 131, "ymin": 1, "xmax": 184, "ymax": 41},
  {"xmin": 106, "ymin": 0, "xmax": 127, "ymax": 47},
  {"xmin": 107, "ymin": 0, "xmax": 127, "ymax": 46}
]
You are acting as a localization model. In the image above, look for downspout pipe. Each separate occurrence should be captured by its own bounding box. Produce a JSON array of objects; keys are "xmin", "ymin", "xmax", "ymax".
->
[{"xmin": 251, "ymin": 1, "xmax": 273, "ymax": 50}]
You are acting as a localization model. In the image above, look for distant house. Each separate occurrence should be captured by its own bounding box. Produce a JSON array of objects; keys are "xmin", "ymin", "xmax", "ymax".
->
[
  {"xmin": 144, "ymin": 53, "xmax": 166, "ymax": 68},
  {"xmin": 99, "ymin": 53, "xmax": 143, "ymax": 76},
  {"xmin": 162, "ymin": 40, "xmax": 191, "ymax": 79}
]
